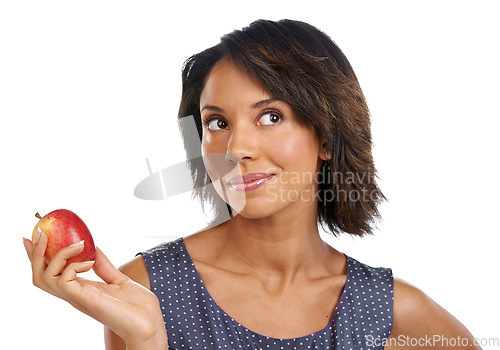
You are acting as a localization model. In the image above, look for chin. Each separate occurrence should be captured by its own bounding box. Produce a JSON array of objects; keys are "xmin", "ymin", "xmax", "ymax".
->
[
  {"xmin": 229, "ymin": 198, "xmax": 286, "ymax": 220},
  {"xmin": 232, "ymin": 210, "xmax": 276, "ymax": 220}
]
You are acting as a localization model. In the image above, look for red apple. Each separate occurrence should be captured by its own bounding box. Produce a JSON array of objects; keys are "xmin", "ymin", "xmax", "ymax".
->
[{"xmin": 32, "ymin": 209, "xmax": 96, "ymax": 265}]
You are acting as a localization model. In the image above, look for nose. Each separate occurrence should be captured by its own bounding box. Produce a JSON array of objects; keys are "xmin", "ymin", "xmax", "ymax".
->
[{"xmin": 226, "ymin": 125, "xmax": 258, "ymax": 163}]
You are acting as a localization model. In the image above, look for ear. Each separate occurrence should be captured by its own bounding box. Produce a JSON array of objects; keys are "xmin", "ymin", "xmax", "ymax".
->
[{"xmin": 318, "ymin": 139, "xmax": 330, "ymax": 161}]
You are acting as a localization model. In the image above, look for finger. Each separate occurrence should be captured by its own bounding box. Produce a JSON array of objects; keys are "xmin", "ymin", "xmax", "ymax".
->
[
  {"xmin": 92, "ymin": 247, "xmax": 128, "ymax": 285},
  {"xmin": 59, "ymin": 260, "xmax": 95, "ymax": 284},
  {"xmin": 31, "ymin": 229, "xmax": 49, "ymax": 281},
  {"xmin": 57, "ymin": 261, "xmax": 100, "ymax": 314},
  {"xmin": 45, "ymin": 241, "xmax": 86, "ymax": 278},
  {"xmin": 23, "ymin": 237, "xmax": 33, "ymax": 262}
]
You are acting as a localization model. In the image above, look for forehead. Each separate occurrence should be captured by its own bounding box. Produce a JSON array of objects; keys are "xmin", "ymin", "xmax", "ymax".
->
[{"xmin": 200, "ymin": 60, "xmax": 272, "ymax": 109}]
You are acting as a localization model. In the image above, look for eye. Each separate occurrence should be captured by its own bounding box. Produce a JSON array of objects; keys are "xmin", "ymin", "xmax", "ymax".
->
[
  {"xmin": 257, "ymin": 111, "xmax": 283, "ymax": 126},
  {"xmin": 204, "ymin": 117, "xmax": 228, "ymax": 131}
]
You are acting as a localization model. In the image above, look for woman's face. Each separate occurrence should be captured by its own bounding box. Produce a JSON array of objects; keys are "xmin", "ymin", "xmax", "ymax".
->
[{"xmin": 199, "ymin": 60, "xmax": 328, "ymax": 219}]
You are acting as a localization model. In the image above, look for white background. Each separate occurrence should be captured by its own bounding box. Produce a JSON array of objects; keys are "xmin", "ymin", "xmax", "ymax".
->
[{"xmin": 1, "ymin": 1, "xmax": 499, "ymax": 349}]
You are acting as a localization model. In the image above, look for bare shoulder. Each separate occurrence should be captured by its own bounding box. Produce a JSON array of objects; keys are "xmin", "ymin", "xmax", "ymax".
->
[
  {"xmin": 118, "ymin": 255, "xmax": 151, "ymax": 290},
  {"xmin": 120, "ymin": 229, "xmax": 218, "ymax": 291},
  {"xmin": 183, "ymin": 225, "xmax": 225, "ymax": 262},
  {"xmin": 392, "ymin": 278, "xmax": 434, "ymax": 318},
  {"xmin": 386, "ymin": 278, "xmax": 480, "ymax": 349}
]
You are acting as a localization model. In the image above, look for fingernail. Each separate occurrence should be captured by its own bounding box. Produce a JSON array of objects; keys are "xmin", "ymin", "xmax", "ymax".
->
[
  {"xmin": 69, "ymin": 240, "xmax": 85, "ymax": 248},
  {"xmin": 34, "ymin": 227, "xmax": 42, "ymax": 243}
]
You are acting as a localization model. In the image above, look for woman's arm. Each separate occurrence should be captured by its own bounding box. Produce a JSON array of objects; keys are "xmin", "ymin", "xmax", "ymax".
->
[
  {"xmin": 24, "ymin": 230, "xmax": 168, "ymax": 350},
  {"xmin": 386, "ymin": 278, "xmax": 481, "ymax": 350},
  {"xmin": 104, "ymin": 255, "xmax": 156, "ymax": 350}
]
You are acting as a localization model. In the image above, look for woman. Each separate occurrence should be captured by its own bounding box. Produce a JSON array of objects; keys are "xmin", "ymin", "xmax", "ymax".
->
[{"xmin": 23, "ymin": 19, "xmax": 480, "ymax": 349}]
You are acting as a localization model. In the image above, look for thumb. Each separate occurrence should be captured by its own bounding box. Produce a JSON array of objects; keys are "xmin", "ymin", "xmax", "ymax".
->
[
  {"xmin": 92, "ymin": 247, "xmax": 128, "ymax": 285},
  {"xmin": 23, "ymin": 237, "xmax": 33, "ymax": 261}
]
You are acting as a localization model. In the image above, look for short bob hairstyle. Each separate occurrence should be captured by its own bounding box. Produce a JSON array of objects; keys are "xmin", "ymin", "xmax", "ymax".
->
[{"xmin": 178, "ymin": 19, "xmax": 386, "ymax": 237}]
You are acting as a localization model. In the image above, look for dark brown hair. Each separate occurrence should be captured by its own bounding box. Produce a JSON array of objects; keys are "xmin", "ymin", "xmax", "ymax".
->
[{"xmin": 178, "ymin": 19, "xmax": 386, "ymax": 237}]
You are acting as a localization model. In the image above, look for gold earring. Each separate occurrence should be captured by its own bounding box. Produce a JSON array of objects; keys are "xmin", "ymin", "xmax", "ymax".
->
[{"xmin": 325, "ymin": 151, "xmax": 331, "ymax": 160}]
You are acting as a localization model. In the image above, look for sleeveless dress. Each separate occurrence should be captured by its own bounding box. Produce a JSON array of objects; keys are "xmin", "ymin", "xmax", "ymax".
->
[{"xmin": 141, "ymin": 238, "xmax": 393, "ymax": 349}]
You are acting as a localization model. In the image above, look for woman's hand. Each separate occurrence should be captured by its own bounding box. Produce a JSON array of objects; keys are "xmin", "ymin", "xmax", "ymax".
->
[{"xmin": 23, "ymin": 230, "xmax": 168, "ymax": 350}]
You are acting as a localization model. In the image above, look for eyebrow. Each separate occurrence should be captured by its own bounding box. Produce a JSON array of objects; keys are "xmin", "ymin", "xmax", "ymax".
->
[
  {"xmin": 251, "ymin": 97, "xmax": 282, "ymax": 109},
  {"xmin": 200, "ymin": 98, "xmax": 282, "ymax": 113}
]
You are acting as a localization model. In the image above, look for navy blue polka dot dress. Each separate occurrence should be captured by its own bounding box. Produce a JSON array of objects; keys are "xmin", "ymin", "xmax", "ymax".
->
[{"xmin": 141, "ymin": 238, "xmax": 393, "ymax": 349}]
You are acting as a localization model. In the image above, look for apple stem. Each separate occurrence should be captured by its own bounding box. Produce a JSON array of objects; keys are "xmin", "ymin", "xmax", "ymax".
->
[{"xmin": 35, "ymin": 212, "xmax": 42, "ymax": 219}]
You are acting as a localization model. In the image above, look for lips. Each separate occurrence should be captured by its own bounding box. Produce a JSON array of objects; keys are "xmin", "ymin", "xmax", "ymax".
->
[
  {"xmin": 229, "ymin": 173, "xmax": 272, "ymax": 184},
  {"xmin": 227, "ymin": 173, "xmax": 274, "ymax": 191}
]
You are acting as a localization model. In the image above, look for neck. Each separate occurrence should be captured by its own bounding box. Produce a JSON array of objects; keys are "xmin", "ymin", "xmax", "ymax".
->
[{"xmin": 217, "ymin": 200, "xmax": 331, "ymax": 287}]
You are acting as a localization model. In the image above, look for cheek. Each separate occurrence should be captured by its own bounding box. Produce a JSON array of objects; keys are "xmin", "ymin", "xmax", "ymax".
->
[
  {"xmin": 278, "ymin": 137, "xmax": 302, "ymax": 159},
  {"xmin": 273, "ymin": 130, "xmax": 318, "ymax": 168},
  {"xmin": 201, "ymin": 132, "xmax": 210, "ymax": 154},
  {"xmin": 201, "ymin": 136, "xmax": 213, "ymax": 178},
  {"xmin": 201, "ymin": 133, "xmax": 218, "ymax": 170},
  {"xmin": 201, "ymin": 134, "xmax": 236, "ymax": 180},
  {"xmin": 201, "ymin": 132, "xmax": 227, "ymax": 154}
]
